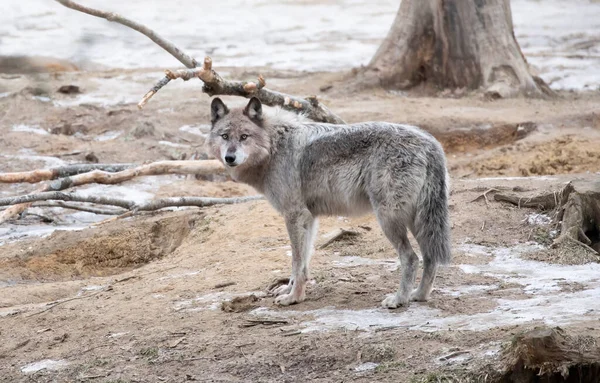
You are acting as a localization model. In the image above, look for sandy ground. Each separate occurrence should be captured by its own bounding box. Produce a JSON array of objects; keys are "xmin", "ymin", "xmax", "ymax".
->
[
  {"xmin": 1, "ymin": 0, "xmax": 600, "ymax": 380},
  {"xmin": 0, "ymin": 64, "xmax": 599, "ymax": 382}
]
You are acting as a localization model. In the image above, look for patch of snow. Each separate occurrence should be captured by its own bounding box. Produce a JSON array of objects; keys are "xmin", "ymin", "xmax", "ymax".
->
[
  {"xmin": 333, "ymin": 256, "xmax": 398, "ymax": 269},
  {"xmin": 524, "ymin": 213, "xmax": 552, "ymax": 226},
  {"xmin": 179, "ymin": 124, "xmax": 210, "ymax": 137},
  {"xmin": 33, "ymin": 96, "xmax": 51, "ymax": 103},
  {"xmin": 21, "ymin": 359, "xmax": 68, "ymax": 374},
  {"xmin": 159, "ymin": 140, "xmax": 190, "ymax": 148},
  {"xmin": 1, "ymin": 154, "xmax": 65, "ymax": 168},
  {"xmin": 251, "ymin": 243, "xmax": 600, "ymax": 333},
  {"xmin": 355, "ymin": 362, "xmax": 379, "ymax": 372},
  {"xmin": 107, "ymin": 332, "xmax": 129, "ymax": 338},
  {"xmin": 11, "ymin": 124, "xmax": 49, "ymax": 135},
  {"xmin": 0, "ymin": 224, "xmax": 88, "ymax": 246},
  {"xmin": 80, "ymin": 285, "xmax": 106, "ymax": 292},
  {"xmin": 457, "ymin": 243, "xmax": 600, "ymax": 294},
  {"xmin": 94, "ymin": 130, "xmax": 122, "ymax": 141},
  {"xmin": 157, "ymin": 271, "xmax": 201, "ymax": 281}
]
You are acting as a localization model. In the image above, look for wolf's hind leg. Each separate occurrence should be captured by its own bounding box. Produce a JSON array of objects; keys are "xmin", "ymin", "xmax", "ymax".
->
[
  {"xmin": 376, "ymin": 213, "xmax": 418, "ymax": 309},
  {"xmin": 411, "ymin": 259, "xmax": 437, "ymax": 301},
  {"xmin": 275, "ymin": 210, "xmax": 317, "ymax": 306}
]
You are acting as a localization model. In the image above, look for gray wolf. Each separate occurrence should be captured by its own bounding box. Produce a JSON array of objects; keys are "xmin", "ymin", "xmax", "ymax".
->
[{"xmin": 206, "ymin": 97, "xmax": 451, "ymax": 308}]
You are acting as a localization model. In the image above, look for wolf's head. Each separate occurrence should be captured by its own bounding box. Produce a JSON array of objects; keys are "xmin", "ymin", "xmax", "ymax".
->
[{"xmin": 206, "ymin": 97, "xmax": 271, "ymax": 172}]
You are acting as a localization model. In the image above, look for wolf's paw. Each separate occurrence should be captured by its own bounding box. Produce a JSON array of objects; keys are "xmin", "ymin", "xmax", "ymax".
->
[
  {"xmin": 410, "ymin": 289, "xmax": 430, "ymax": 302},
  {"xmin": 381, "ymin": 294, "xmax": 409, "ymax": 309},
  {"xmin": 270, "ymin": 282, "xmax": 293, "ymax": 297},
  {"xmin": 275, "ymin": 292, "xmax": 304, "ymax": 306}
]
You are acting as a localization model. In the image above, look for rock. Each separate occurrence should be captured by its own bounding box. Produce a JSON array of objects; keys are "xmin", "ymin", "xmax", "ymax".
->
[
  {"xmin": 131, "ymin": 122, "xmax": 155, "ymax": 138},
  {"xmin": 50, "ymin": 123, "xmax": 88, "ymax": 136},
  {"xmin": 85, "ymin": 152, "xmax": 99, "ymax": 163},
  {"xmin": 57, "ymin": 85, "xmax": 81, "ymax": 94}
]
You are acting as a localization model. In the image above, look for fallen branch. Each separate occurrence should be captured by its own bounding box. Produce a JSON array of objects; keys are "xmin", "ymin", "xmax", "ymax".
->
[
  {"xmin": 27, "ymin": 285, "xmax": 112, "ymax": 317},
  {"xmin": 0, "ymin": 163, "xmax": 134, "ymax": 184},
  {"xmin": 0, "ymin": 192, "xmax": 262, "ymax": 212},
  {"xmin": 41, "ymin": 160, "xmax": 226, "ymax": 192},
  {"xmin": 319, "ymin": 228, "xmax": 361, "ymax": 249},
  {"xmin": 54, "ymin": 0, "xmax": 345, "ymax": 124},
  {"xmin": 494, "ymin": 192, "xmax": 559, "ymax": 210},
  {"xmin": 0, "ymin": 160, "xmax": 226, "ymax": 223},
  {"xmin": 33, "ymin": 201, "xmax": 127, "ymax": 215}
]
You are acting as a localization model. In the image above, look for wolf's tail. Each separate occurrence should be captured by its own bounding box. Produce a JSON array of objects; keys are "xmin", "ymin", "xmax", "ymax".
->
[{"xmin": 413, "ymin": 146, "xmax": 451, "ymax": 266}]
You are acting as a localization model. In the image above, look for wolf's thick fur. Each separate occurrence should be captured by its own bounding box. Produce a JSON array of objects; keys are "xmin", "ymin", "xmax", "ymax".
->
[{"xmin": 207, "ymin": 97, "xmax": 451, "ymax": 308}]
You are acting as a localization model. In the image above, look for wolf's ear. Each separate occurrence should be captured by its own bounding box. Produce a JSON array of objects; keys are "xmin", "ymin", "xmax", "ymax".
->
[
  {"xmin": 243, "ymin": 97, "xmax": 262, "ymax": 121},
  {"xmin": 211, "ymin": 97, "xmax": 229, "ymax": 124}
]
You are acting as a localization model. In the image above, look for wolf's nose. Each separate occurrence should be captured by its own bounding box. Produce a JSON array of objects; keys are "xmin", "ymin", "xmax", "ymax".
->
[{"xmin": 225, "ymin": 154, "xmax": 236, "ymax": 164}]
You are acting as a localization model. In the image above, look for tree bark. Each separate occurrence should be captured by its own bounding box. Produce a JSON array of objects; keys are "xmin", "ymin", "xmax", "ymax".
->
[{"xmin": 364, "ymin": 0, "xmax": 552, "ymax": 98}]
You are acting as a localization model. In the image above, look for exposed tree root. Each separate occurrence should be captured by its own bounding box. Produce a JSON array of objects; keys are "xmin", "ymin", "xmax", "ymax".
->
[
  {"xmin": 499, "ymin": 327, "xmax": 600, "ymax": 382},
  {"xmin": 494, "ymin": 180, "xmax": 600, "ymax": 255}
]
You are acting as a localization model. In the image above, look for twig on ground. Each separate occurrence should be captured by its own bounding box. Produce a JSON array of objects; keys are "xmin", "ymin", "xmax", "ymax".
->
[
  {"xmin": 214, "ymin": 281, "xmax": 237, "ymax": 289},
  {"xmin": 27, "ymin": 286, "xmax": 112, "ymax": 317},
  {"xmin": 319, "ymin": 228, "xmax": 361, "ymax": 249},
  {"xmin": 470, "ymin": 188, "xmax": 500, "ymax": 206},
  {"xmin": 241, "ymin": 318, "xmax": 290, "ymax": 328},
  {"xmin": 266, "ymin": 277, "xmax": 290, "ymax": 292}
]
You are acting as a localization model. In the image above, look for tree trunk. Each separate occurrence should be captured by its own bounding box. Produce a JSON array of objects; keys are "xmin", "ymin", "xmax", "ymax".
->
[{"xmin": 364, "ymin": 0, "xmax": 552, "ymax": 98}]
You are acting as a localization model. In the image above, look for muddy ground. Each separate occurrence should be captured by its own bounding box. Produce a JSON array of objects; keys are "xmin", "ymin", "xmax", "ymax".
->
[{"xmin": 1, "ymin": 64, "xmax": 600, "ymax": 382}]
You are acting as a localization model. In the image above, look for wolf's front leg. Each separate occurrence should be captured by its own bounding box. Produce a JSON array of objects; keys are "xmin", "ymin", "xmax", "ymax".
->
[{"xmin": 275, "ymin": 210, "xmax": 317, "ymax": 306}]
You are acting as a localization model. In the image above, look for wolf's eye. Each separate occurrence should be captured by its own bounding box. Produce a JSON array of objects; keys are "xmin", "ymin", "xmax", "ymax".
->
[
  {"xmin": 240, "ymin": 134, "xmax": 248, "ymax": 141},
  {"xmin": 221, "ymin": 134, "xmax": 229, "ymax": 140}
]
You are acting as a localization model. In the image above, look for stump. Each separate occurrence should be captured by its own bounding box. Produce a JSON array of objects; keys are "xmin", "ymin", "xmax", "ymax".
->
[
  {"xmin": 499, "ymin": 327, "xmax": 600, "ymax": 383},
  {"xmin": 495, "ymin": 179, "xmax": 600, "ymax": 255}
]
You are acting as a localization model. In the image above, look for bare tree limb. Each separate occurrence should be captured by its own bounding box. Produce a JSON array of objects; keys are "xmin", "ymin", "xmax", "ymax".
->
[
  {"xmin": 0, "ymin": 160, "xmax": 226, "ymax": 224},
  {"xmin": 42, "ymin": 160, "xmax": 226, "ymax": 192},
  {"xmin": 53, "ymin": 0, "xmax": 197, "ymax": 68},
  {"xmin": 33, "ymin": 201, "xmax": 126, "ymax": 215},
  {"xmin": 54, "ymin": 0, "xmax": 345, "ymax": 124},
  {"xmin": 0, "ymin": 163, "xmax": 134, "ymax": 184},
  {"xmin": 141, "ymin": 57, "xmax": 345, "ymax": 124},
  {"xmin": 0, "ymin": 192, "xmax": 262, "ymax": 212},
  {"xmin": 0, "ymin": 185, "xmax": 47, "ymax": 225}
]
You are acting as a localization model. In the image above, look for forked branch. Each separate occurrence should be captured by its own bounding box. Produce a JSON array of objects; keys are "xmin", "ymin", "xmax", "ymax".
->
[
  {"xmin": 53, "ymin": 0, "xmax": 345, "ymax": 124},
  {"xmin": 0, "ymin": 160, "xmax": 227, "ymax": 224}
]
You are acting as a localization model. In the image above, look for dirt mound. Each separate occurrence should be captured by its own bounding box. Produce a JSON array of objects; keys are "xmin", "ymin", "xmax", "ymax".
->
[
  {"xmin": 434, "ymin": 122, "xmax": 536, "ymax": 154},
  {"xmin": 0, "ymin": 55, "xmax": 79, "ymax": 74},
  {"xmin": 0, "ymin": 211, "xmax": 201, "ymax": 281}
]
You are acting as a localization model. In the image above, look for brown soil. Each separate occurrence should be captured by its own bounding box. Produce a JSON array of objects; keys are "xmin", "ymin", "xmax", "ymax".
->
[{"xmin": 1, "ymin": 64, "xmax": 600, "ymax": 382}]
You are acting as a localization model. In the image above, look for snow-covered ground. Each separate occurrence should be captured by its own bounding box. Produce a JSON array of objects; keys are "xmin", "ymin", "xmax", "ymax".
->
[{"xmin": 1, "ymin": 0, "xmax": 599, "ymax": 90}]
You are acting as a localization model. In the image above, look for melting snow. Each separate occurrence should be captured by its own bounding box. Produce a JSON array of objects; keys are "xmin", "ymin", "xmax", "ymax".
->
[
  {"xmin": 21, "ymin": 359, "xmax": 68, "ymax": 374},
  {"xmin": 11, "ymin": 124, "xmax": 49, "ymax": 135},
  {"xmin": 1, "ymin": 0, "xmax": 597, "ymax": 90},
  {"xmin": 250, "ymin": 242, "xmax": 600, "ymax": 333}
]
